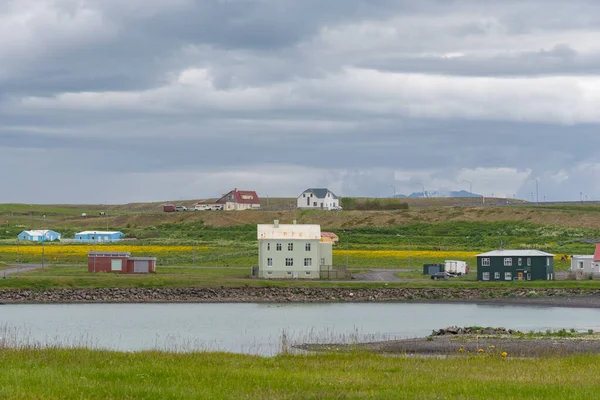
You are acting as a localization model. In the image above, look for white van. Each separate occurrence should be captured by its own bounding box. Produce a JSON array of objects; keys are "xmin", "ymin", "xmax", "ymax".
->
[{"xmin": 194, "ymin": 205, "xmax": 210, "ymax": 211}]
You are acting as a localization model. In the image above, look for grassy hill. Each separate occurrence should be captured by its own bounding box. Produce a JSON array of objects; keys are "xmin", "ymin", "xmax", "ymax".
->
[{"xmin": 2, "ymin": 199, "xmax": 599, "ymax": 269}]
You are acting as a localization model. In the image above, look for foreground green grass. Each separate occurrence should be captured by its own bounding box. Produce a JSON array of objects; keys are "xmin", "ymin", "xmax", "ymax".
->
[{"xmin": 1, "ymin": 349, "xmax": 600, "ymax": 399}]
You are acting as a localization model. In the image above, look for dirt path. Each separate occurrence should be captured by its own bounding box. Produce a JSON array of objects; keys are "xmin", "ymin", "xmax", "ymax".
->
[
  {"xmin": 2, "ymin": 264, "xmax": 46, "ymax": 277},
  {"xmin": 352, "ymin": 269, "xmax": 407, "ymax": 282}
]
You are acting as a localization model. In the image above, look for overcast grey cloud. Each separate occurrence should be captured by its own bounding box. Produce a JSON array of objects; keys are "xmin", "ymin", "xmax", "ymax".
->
[{"xmin": 1, "ymin": 0, "xmax": 600, "ymax": 203}]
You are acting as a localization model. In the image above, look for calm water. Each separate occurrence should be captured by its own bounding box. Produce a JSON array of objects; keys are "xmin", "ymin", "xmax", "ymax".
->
[{"xmin": 2, "ymin": 302, "xmax": 600, "ymax": 355}]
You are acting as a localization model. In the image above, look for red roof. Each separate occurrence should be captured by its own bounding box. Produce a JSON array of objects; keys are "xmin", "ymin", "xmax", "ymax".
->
[
  {"xmin": 321, "ymin": 232, "xmax": 338, "ymax": 238},
  {"xmin": 217, "ymin": 189, "xmax": 260, "ymax": 205},
  {"xmin": 594, "ymin": 243, "xmax": 600, "ymax": 261}
]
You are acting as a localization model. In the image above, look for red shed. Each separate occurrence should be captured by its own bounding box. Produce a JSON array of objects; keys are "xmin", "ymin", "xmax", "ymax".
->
[{"xmin": 88, "ymin": 252, "xmax": 157, "ymax": 274}]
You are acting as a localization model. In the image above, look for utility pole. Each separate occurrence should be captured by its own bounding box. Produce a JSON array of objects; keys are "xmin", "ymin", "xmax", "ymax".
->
[
  {"xmin": 388, "ymin": 185, "xmax": 396, "ymax": 199},
  {"xmin": 532, "ymin": 178, "xmax": 539, "ymax": 203},
  {"xmin": 397, "ymin": 234, "xmax": 411, "ymax": 269},
  {"xmin": 345, "ymin": 233, "xmax": 349, "ymax": 269},
  {"xmin": 416, "ymin": 182, "xmax": 426, "ymax": 198}
]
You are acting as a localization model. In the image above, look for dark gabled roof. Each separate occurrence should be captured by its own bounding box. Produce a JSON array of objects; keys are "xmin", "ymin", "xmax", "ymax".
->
[{"xmin": 302, "ymin": 188, "xmax": 338, "ymax": 199}]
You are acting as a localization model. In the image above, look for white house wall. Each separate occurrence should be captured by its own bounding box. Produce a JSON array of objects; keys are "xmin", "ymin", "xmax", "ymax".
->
[{"xmin": 258, "ymin": 239, "xmax": 322, "ymax": 279}]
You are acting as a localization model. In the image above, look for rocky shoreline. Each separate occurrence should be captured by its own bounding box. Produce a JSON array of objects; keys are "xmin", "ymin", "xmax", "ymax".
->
[
  {"xmin": 1, "ymin": 287, "xmax": 600, "ymax": 306},
  {"xmin": 296, "ymin": 326, "xmax": 600, "ymax": 357}
]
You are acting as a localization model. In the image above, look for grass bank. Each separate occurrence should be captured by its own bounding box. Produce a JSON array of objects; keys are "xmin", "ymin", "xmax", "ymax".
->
[
  {"xmin": 4, "ymin": 265, "xmax": 600, "ymax": 290},
  {"xmin": 1, "ymin": 349, "xmax": 600, "ymax": 399}
]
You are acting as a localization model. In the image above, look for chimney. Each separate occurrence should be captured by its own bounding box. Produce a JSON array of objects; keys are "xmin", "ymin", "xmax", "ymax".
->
[
  {"xmin": 274, "ymin": 219, "xmax": 279, "ymax": 228},
  {"xmin": 293, "ymin": 219, "xmax": 297, "ymax": 225}
]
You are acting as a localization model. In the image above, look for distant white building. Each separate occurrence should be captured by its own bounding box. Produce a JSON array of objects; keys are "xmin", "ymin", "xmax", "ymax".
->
[
  {"xmin": 569, "ymin": 255, "xmax": 596, "ymax": 273},
  {"xmin": 256, "ymin": 220, "xmax": 333, "ymax": 279},
  {"xmin": 297, "ymin": 188, "xmax": 340, "ymax": 210},
  {"xmin": 17, "ymin": 230, "xmax": 61, "ymax": 242},
  {"xmin": 569, "ymin": 244, "xmax": 600, "ymax": 273},
  {"xmin": 75, "ymin": 231, "xmax": 125, "ymax": 243}
]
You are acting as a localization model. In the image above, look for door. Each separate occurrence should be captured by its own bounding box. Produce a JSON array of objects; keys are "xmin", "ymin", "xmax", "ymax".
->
[
  {"xmin": 518, "ymin": 271, "xmax": 524, "ymax": 280},
  {"xmin": 134, "ymin": 261, "xmax": 148, "ymax": 273}
]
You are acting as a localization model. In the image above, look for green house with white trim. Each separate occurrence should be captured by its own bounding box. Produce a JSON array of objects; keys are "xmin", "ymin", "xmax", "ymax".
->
[{"xmin": 476, "ymin": 250, "xmax": 555, "ymax": 281}]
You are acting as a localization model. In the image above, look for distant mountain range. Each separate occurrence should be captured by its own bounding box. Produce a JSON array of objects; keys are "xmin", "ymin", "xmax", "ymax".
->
[{"xmin": 394, "ymin": 190, "xmax": 482, "ymax": 198}]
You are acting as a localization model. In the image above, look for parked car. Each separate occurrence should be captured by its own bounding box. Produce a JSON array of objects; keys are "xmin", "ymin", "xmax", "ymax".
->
[
  {"xmin": 430, "ymin": 272, "xmax": 455, "ymax": 280},
  {"xmin": 163, "ymin": 204, "xmax": 176, "ymax": 212},
  {"xmin": 175, "ymin": 205, "xmax": 188, "ymax": 212},
  {"xmin": 194, "ymin": 205, "xmax": 210, "ymax": 211},
  {"xmin": 332, "ymin": 206, "xmax": 343, "ymax": 211},
  {"xmin": 211, "ymin": 205, "xmax": 223, "ymax": 211}
]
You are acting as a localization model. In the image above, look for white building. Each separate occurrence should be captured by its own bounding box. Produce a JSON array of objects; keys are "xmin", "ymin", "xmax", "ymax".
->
[
  {"xmin": 17, "ymin": 230, "xmax": 61, "ymax": 242},
  {"xmin": 257, "ymin": 220, "xmax": 333, "ymax": 279},
  {"xmin": 297, "ymin": 188, "xmax": 340, "ymax": 210},
  {"xmin": 569, "ymin": 255, "xmax": 597, "ymax": 273}
]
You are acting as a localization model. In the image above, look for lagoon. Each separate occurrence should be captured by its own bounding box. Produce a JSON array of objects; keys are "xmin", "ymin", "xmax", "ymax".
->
[{"xmin": 2, "ymin": 302, "xmax": 600, "ymax": 355}]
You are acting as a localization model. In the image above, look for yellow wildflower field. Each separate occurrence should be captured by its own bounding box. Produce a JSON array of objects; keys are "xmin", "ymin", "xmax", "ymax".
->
[
  {"xmin": 333, "ymin": 250, "xmax": 478, "ymax": 259},
  {"xmin": 0, "ymin": 245, "xmax": 208, "ymax": 257}
]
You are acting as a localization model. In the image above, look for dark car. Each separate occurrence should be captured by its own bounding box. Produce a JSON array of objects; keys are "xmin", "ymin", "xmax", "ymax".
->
[{"xmin": 430, "ymin": 272, "xmax": 455, "ymax": 280}]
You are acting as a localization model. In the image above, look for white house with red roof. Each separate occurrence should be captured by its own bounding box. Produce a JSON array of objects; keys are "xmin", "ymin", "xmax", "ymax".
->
[{"xmin": 216, "ymin": 188, "xmax": 261, "ymax": 211}]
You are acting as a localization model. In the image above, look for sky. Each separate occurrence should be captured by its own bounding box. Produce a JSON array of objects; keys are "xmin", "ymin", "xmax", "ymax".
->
[{"xmin": 2, "ymin": 0, "xmax": 600, "ymax": 204}]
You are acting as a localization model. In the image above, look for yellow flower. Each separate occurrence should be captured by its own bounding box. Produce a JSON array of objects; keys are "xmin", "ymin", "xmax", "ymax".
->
[
  {"xmin": 458, "ymin": 347, "xmax": 464, "ymax": 352},
  {"xmin": 501, "ymin": 352, "xmax": 508, "ymax": 357},
  {"xmin": 332, "ymin": 249, "xmax": 477, "ymax": 259},
  {"xmin": 488, "ymin": 345, "xmax": 495, "ymax": 349},
  {"xmin": 477, "ymin": 348, "xmax": 484, "ymax": 353}
]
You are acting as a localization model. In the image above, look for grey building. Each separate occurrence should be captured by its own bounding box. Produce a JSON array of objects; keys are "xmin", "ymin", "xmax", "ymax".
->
[{"xmin": 257, "ymin": 220, "xmax": 333, "ymax": 279}]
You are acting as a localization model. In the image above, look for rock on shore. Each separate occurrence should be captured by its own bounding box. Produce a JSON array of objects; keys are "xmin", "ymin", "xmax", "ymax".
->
[{"xmin": 1, "ymin": 287, "xmax": 600, "ymax": 304}]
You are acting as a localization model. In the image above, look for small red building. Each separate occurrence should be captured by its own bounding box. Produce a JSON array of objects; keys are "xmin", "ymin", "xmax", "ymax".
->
[{"xmin": 88, "ymin": 252, "xmax": 157, "ymax": 274}]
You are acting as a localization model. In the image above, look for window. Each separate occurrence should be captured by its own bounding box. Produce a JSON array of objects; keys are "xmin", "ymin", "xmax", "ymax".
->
[
  {"xmin": 267, "ymin": 271, "xmax": 272, "ymax": 275},
  {"xmin": 518, "ymin": 258, "xmax": 522, "ymax": 266},
  {"xmin": 481, "ymin": 258, "xmax": 490, "ymax": 267},
  {"xmin": 267, "ymin": 258, "xmax": 273, "ymax": 267},
  {"xmin": 305, "ymin": 272, "xmax": 311, "ymax": 276},
  {"xmin": 276, "ymin": 243, "xmax": 282, "ymax": 251},
  {"xmin": 547, "ymin": 257, "xmax": 550, "ymax": 266},
  {"xmin": 505, "ymin": 272, "xmax": 512, "ymax": 280},
  {"xmin": 527, "ymin": 258, "xmax": 531, "ymax": 266},
  {"xmin": 482, "ymin": 272, "xmax": 490, "ymax": 281},
  {"xmin": 527, "ymin": 274, "xmax": 531, "ymax": 281},
  {"xmin": 579, "ymin": 261, "xmax": 584, "ymax": 270},
  {"xmin": 321, "ymin": 258, "xmax": 325, "ymax": 265},
  {"xmin": 288, "ymin": 243, "xmax": 293, "ymax": 251},
  {"xmin": 305, "ymin": 243, "xmax": 311, "ymax": 251},
  {"xmin": 310, "ymin": 193, "xmax": 313, "ymax": 197},
  {"xmin": 504, "ymin": 258, "xmax": 512, "ymax": 266},
  {"xmin": 287, "ymin": 272, "xmax": 292, "ymax": 276},
  {"xmin": 494, "ymin": 272, "xmax": 500, "ymax": 280},
  {"xmin": 285, "ymin": 258, "xmax": 294, "ymax": 266},
  {"xmin": 267, "ymin": 243, "xmax": 271, "ymax": 251},
  {"xmin": 303, "ymin": 194, "xmax": 306, "ymax": 197},
  {"xmin": 313, "ymin": 202, "xmax": 317, "ymax": 206},
  {"xmin": 111, "ymin": 259, "xmax": 122, "ymax": 272},
  {"xmin": 304, "ymin": 258, "xmax": 312, "ymax": 267}
]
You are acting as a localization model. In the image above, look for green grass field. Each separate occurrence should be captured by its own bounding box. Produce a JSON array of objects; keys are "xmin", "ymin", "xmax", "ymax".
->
[
  {"xmin": 1, "ymin": 349, "xmax": 599, "ymax": 399},
  {"xmin": 4, "ymin": 265, "xmax": 600, "ymax": 290}
]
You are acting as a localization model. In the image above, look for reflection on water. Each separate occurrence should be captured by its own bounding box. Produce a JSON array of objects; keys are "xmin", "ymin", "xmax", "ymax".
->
[{"xmin": 1, "ymin": 302, "xmax": 600, "ymax": 355}]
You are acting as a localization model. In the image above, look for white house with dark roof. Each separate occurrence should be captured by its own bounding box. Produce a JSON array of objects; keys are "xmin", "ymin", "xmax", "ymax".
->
[{"xmin": 297, "ymin": 188, "xmax": 340, "ymax": 210}]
